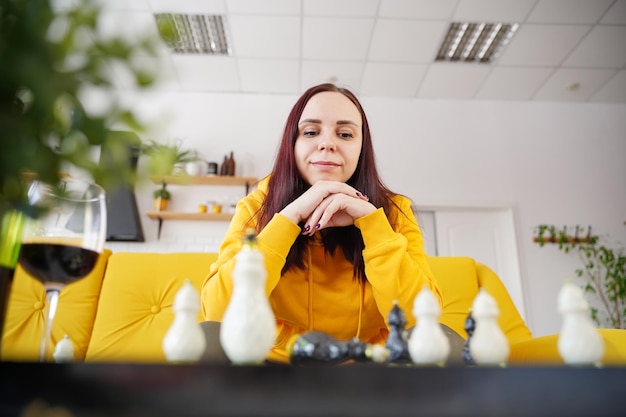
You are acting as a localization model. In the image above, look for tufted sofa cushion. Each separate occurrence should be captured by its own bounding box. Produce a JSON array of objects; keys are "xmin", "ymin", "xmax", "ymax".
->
[
  {"xmin": 1, "ymin": 249, "xmax": 112, "ymax": 361},
  {"xmin": 85, "ymin": 252, "xmax": 218, "ymax": 362}
]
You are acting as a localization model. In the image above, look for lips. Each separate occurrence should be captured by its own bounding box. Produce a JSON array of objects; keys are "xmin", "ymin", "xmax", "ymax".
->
[{"xmin": 311, "ymin": 161, "xmax": 340, "ymax": 166}]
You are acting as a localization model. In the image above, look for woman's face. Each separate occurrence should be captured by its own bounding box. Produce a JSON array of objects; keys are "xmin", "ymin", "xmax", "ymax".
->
[{"xmin": 294, "ymin": 91, "xmax": 363, "ymax": 185}]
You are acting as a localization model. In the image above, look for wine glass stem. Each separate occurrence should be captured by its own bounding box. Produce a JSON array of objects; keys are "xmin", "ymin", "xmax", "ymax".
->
[{"xmin": 39, "ymin": 289, "xmax": 60, "ymax": 362}]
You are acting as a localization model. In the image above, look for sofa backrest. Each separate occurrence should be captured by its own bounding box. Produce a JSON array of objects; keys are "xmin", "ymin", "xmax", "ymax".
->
[
  {"xmin": 428, "ymin": 256, "xmax": 532, "ymax": 346},
  {"xmin": 3, "ymin": 251, "xmax": 532, "ymax": 363},
  {"xmin": 85, "ymin": 252, "xmax": 218, "ymax": 362},
  {"xmin": 1, "ymin": 249, "xmax": 112, "ymax": 362}
]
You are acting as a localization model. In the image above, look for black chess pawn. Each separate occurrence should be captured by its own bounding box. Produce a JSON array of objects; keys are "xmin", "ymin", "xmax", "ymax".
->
[
  {"xmin": 462, "ymin": 309, "xmax": 476, "ymax": 365},
  {"xmin": 385, "ymin": 301, "xmax": 411, "ymax": 363}
]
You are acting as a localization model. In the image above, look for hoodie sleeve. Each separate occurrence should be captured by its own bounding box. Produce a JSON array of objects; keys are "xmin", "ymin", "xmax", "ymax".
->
[
  {"xmin": 354, "ymin": 195, "xmax": 441, "ymax": 329},
  {"xmin": 201, "ymin": 190, "xmax": 301, "ymax": 322}
]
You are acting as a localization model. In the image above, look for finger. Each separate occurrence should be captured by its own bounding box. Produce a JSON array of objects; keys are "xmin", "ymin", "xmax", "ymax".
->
[
  {"xmin": 303, "ymin": 195, "xmax": 355, "ymax": 234},
  {"xmin": 311, "ymin": 181, "xmax": 367, "ymax": 201},
  {"xmin": 302, "ymin": 197, "xmax": 334, "ymax": 235},
  {"xmin": 301, "ymin": 201, "xmax": 327, "ymax": 235}
]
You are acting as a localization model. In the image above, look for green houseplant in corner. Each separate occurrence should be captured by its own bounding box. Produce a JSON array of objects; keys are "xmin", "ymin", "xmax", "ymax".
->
[{"xmin": 535, "ymin": 224, "xmax": 626, "ymax": 329}]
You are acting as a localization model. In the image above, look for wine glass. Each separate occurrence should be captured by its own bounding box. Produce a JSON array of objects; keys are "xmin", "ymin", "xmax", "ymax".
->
[{"xmin": 19, "ymin": 177, "xmax": 106, "ymax": 361}]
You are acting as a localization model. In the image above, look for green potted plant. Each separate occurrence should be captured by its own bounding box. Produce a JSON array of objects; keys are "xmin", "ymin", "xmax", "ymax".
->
[
  {"xmin": 152, "ymin": 182, "xmax": 171, "ymax": 211},
  {"xmin": 143, "ymin": 139, "xmax": 199, "ymax": 177},
  {"xmin": 0, "ymin": 0, "xmax": 164, "ymax": 344},
  {"xmin": 535, "ymin": 224, "xmax": 626, "ymax": 329}
]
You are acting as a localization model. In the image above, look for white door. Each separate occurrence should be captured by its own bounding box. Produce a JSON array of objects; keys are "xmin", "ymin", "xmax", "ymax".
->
[{"xmin": 429, "ymin": 208, "xmax": 526, "ymax": 319}]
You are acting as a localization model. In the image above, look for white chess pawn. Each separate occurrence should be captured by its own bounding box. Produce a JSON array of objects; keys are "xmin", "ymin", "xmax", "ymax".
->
[
  {"xmin": 469, "ymin": 288, "xmax": 509, "ymax": 366},
  {"xmin": 220, "ymin": 230, "xmax": 276, "ymax": 365},
  {"xmin": 557, "ymin": 280, "xmax": 604, "ymax": 366},
  {"xmin": 53, "ymin": 334, "xmax": 74, "ymax": 363},
  {"xmin": 408, "ymin": 287, "xmax": 450, "ymax": 365},
  {"xmin": 163, "ymin": 279, "xmax": 207, "ymax": 362}
]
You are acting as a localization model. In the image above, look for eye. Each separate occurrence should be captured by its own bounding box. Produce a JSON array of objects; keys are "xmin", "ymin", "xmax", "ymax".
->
[
  {"xmin": 338, "ymin": 131, "xmax": 354, "ymax": 139},
  {"xmin": 302, "ymin": 129, "xmax": 318, "ymax": 137}
]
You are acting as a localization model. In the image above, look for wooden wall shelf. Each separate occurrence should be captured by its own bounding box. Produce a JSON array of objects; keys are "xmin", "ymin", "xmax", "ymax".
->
[
  {"xmin": 151, "ymin": 175, "xmax": 258, "ymax": 192},
  {"xmin": 532, "ymin": 236, "xmax": 593, "ymax": 244},
  {"xmin": 146, "ymin": 211, "xmax": 233, "ymax": 222},
  {"xmin": 146, "ymin": 175, "xmax": 256, "ymax": 239}
]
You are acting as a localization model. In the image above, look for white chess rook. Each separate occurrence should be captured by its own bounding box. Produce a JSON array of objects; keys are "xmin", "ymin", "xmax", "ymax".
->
[
  {"xmin": 408, "ymin": 287, "xmax": 450, "ymax": 365},
  {"xmin": 163, "ymin": 279, "xmax": 207, "ymax": 362},
  {"xmin": 469, "ymin": 288, "xmax": 510, "ymax": 366},
  {"xmin": 557, "ymin": 280, "xmax": 604, "ymax": 366}
]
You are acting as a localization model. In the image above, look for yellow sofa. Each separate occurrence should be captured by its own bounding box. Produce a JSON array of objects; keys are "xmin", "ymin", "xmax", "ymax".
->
[{"xmin": 2, "ymin": 252, "xmax": 625, "ymax": 365}]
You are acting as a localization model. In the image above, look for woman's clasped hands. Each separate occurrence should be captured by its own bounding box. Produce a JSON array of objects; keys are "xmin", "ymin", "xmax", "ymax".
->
[{"xmin": 280, "ymin": 180, "xmax": 376, "ymax": 236}]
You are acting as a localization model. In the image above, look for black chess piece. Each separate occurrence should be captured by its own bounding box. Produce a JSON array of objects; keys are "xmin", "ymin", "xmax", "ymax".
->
[
  {"xmin": 462, "ymin": 309, "xmax": 476, "ymax": 365},
  {"xmin": 385, "ymin": 301, "xmax": 411, "ymax": 363},
  {"xmin": 288, "ymin": 331, "xmax": 375, "ymax": 365}
]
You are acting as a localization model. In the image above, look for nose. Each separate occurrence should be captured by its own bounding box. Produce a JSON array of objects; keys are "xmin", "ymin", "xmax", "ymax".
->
[{"xmin": 318, "ymin": 133, "xmax": 336, "ymax": 151}]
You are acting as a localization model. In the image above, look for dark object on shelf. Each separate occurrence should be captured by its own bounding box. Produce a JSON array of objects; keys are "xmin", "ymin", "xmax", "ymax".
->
[
  {"xmin": 463, "ymin": 309, "xmax": 476, "ymax": 365},
  {"xmin": 385, "ymin": 301, "xmax": 411, "ymax": 363},
  {"xmin": 219, "ymin": 155, "xmax": 228, "ymax": 176},
  {"xmin": 226, "ymin": 151, "xmax": 236, "ymax": 176}
]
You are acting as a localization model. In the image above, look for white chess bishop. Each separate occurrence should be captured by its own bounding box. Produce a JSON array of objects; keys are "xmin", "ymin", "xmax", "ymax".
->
[
  {"xmin": 557, "ymin": 280, "xmax": 604, "ymax": 366},
  {"xmin": 408, "ymin": 287, "xmax": 450, "ymax": 365},
  {"xmin": 220, "ymin": 230, "xmax": 276, "ymax": 365},
  {"xmin": 53, "ymin": 334, "xmax": 74, "ymax": 363},
  {"xmin": 469, "ymin": 288, "xmax": 510, "ymax": 366},
  {"xmin": 163, "ymin": 279, "xmax": 207, "ymax": 362}
]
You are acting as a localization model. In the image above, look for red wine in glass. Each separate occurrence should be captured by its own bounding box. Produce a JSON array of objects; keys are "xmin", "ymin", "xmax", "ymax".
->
[
  {"xmin": 21, "ymin": 178, "xmax": 106, "ymax": 361},
  {"xmin": 19, "ymin": 243, "xmax": 99, "ymax": 286}
]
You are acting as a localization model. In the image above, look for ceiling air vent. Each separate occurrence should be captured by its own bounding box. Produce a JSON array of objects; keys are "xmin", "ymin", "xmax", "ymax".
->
[
  {"xmin": 155, "ymin": 13, "xmax": 231, "ymax": 55},
  {"xmin": 436, "ymin": 22, "xmax": 518, "ymax": 63}
]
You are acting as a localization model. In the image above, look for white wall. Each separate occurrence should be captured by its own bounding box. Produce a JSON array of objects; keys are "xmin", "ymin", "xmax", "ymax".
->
[{"xmin": 97, "ymin": 89, "xmax": 626, "ymax": 337}]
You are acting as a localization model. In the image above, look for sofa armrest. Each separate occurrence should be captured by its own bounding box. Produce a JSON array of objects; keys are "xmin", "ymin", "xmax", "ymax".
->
[{"xmin": 509, "ymin": 329, "xmax": 626, "ymax": 366}]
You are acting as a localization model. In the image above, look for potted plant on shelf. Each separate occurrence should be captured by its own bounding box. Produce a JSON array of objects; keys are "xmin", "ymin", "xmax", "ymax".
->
[
  {"xmin": 143, "ymin": 139, "xmax": 199, "ymax": 177},
  {"xmin": 153, "ymin": 182, "xmax": 171, "ymax": 211}
]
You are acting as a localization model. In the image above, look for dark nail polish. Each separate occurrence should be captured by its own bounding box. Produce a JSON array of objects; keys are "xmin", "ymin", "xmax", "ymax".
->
[
  {"xmin": 356, "ymin": 192, "xmax": 362, "ymax": 197},
  {"xmin": 303, "ymin": 225, "xmax": 310, "ymax": 232},
  {"xmin": 315, "ymin": 223, "xmax": 321, "ymax": 229}
]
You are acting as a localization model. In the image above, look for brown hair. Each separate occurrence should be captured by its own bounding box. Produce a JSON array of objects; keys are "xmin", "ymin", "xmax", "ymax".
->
[{"xmin": 256, "ymin": 83, "xmax": 396, "ymax": 281}]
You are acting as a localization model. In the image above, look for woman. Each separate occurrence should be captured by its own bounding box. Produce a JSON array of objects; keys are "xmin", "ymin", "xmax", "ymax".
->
[{"xmin": 201, "ymin": 83, "xmax": 443, "ymax": 364}]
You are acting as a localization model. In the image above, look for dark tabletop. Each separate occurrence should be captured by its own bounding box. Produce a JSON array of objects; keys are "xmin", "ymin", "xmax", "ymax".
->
[{"xmin": 1, "ymin": 361, "xmax": 625, "ymax": 417}]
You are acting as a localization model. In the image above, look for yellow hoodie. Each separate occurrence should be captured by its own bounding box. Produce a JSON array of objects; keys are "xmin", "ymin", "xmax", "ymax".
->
[{"xmin": 201, "ymin": 177, "xmax": 441, "ymax": 363}]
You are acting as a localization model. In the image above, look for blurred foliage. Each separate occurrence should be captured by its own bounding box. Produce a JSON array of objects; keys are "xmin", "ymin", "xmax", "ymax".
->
[
  {"xmin": 0, "ymin": 0, "xmax": 162, "ymax": 216},
  {"xmin": 536, "ymin": 224, "xmax": 626, "ymax": 329},
  {"xmin": 142, "ymin": 138, "xmax": 198, "ymax": 178}
]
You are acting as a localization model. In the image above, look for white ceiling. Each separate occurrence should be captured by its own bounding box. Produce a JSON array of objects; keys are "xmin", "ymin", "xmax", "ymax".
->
[{"xmin": 61, "ymin": 0, "xmax": 626, "ymax": 103}]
